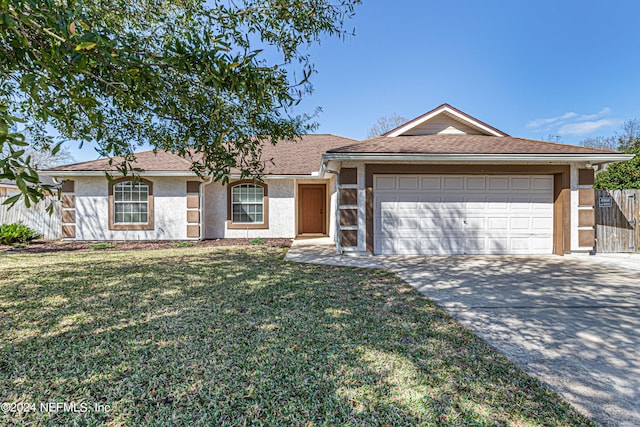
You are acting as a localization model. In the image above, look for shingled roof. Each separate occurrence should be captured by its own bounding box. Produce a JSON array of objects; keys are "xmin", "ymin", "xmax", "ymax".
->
[
  {"xmin": 44, "ymin": 134, "xmax": 358, "ymax": 175},
  {"xmin": 327, "ymin": 134, "xmax": 620, "ymax": 155},
  {"xmin": 44, "ymin": 150, "xmax": 195, "ymax": 172}
]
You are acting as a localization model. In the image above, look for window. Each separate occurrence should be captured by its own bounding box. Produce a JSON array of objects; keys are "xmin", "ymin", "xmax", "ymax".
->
[
  {"xmin": 227, "ymin": 181, "xmax": 268, "ymax": 229},
  {"xmin": 114, "ymin": 181, "xmax": 149, "ymax": 223},
  {"xmin": 109, "ymin": 178, "xmax": 154, "ymax": 230},
  {"xmin": 232, "ymin": 184, "xmax": 264, "ymax": 223}
]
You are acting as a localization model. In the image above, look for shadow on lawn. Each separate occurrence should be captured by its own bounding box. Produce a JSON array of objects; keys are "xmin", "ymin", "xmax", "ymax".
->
[{"xmin": 0, "ymin": 248, "xmax": 594, "ymax": 426}]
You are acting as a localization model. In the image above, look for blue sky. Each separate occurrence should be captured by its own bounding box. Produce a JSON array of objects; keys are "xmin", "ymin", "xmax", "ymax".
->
[
  {"xmin": 68, "ymin": 0, "xmax": 640, "ymax": 162},
  {"xmin": 299, "ymin": 1, "xmax": 640, "ymax": 140}
]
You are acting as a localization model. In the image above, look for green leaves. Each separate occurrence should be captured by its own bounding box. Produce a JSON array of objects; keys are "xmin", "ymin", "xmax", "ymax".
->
[
  {"xmin": 1, "ymin": 0, "xmax": 361, "ymax": 205},
  {"xmin": 594, "ymin": 149, "xmax": 640, "ymax": 190},
  {"xmin": 0, "ymin": 13, "xmax": 18, "ymax": 28},
  {"xmin": 0, "ymin": 222, "xmax": 41, "ymax": 244},
  {"xmin": 74, "ymin": 41, "xmax": 96, "ymax": 51}
]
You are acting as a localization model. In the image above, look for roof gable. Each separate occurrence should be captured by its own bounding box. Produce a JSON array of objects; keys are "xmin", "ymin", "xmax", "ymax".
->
[{"xmin": 384, "ymin": 104, "xmax": 508, "ymax": 137}]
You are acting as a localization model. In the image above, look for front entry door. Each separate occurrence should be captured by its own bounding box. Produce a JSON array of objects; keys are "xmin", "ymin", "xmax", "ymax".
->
[{"xmin": 299, "ymin": 184, "xmax": 326, "ymax": 234}]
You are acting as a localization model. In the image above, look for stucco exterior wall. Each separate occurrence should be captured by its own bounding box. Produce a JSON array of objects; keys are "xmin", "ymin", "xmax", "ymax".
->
[
  {"xmin": 203, "ymin": 179, "xmax": 296, "ymax": 239},
  {"xmin": 74, "ymin": 176, "xmax": 190, "ymax": 240},
  {"xmin": 328, "ymin": 175, "xmax": 337, "ymax": 241}
]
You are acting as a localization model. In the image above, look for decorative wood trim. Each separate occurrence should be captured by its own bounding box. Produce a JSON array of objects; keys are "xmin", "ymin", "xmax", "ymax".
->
[
  {"xmin": 186, "ymin": 181, "xmax": 201, "ymax": 238},
  {"xmin": 61, "ymin": 195, "xmax": 75, "ymax": 209},
  {"xmin": 186, "ymin": 210, "xmax": 200, "ymax": 224},
  {"xmin": 62, "ymin": 210, "xmax": 76, "ymax": 223},
  {"xmin": 579, "ymin": 229, "xmax": 595, "ymax": 247},
  {"xmin": 61, "ymin": 180, "xmax": 75, "ymax": 193},
  {"xmin": 340, "ymin": 208, "xmax": 358, "ymax": 227},
  {"xmin": 226, "ymin": 180, "xmax": 269, "ymax": 230},
  {"xmin": 578, "ymin": 189, "xmax": 595, "ymax": 207},
  {"xmin": 578, "ymin": 169, "xmax": 595, "ymax": 186},
  {"xmin": 341, "ymin": 168, "xmax": 358, "ymax": 185},
  {"xmin": 108, "ymin": 177, "xmax": 154, "ymax": 231},
  {"xmin": 186, "ymin": 181, "xmax": 201, "ymax": 193},
  {"xmin": 578, "ymin": 209, "xmax": 595, "ymax": 227},
  {"xmin": 339, "ymin": 188, "xmax": 358, "ymax": 206},
  {"xmin": 186, "ymin": 195, "xmax": 199, "ymax": 209},
  {"xmin": 62, "ymin": 225, "xmax": 75, "ymax": 239},
  {"xmin": 341, "ymin": 229, "xmax": 358, "ymax": 247},
  {"xmin": 186, "ymin": 225, "xmax": 200, "ymax": 238}
]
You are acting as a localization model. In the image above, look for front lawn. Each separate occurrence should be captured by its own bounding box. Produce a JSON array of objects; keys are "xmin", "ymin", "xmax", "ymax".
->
[{"xmin": 0, "ymin": 246, "xmax": 592, "ymax": 426}]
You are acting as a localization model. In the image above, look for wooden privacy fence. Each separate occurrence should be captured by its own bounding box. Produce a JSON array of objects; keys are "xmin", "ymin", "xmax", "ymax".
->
[
  {"xmin": 0, "ymin": 196, "xmax": 62, "ymax": 240},
  {"xmin": 595, "ymin": 189, "xmax": 639, "ymax": 253}
]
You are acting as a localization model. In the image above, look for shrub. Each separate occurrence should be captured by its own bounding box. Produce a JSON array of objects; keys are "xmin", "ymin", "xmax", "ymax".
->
[
  {"xmin": 0, "ymin": 223, "xmax": 41, "ymax": 245},
  {"xmin": 250, "ymin": 237, "xmax": 265, "ymax": 245}
]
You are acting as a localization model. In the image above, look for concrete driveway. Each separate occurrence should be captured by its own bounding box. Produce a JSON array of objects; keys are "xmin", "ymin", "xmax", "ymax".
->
[
  {"xmin": 286, "ymin": 243, "xmax": 640, "ymax": 426},
  {"xmin": 390, "ymin": 255, "xmax": 640, "ymax": 427}
]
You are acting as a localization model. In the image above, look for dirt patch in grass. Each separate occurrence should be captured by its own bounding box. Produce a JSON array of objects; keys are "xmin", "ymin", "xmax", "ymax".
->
[{"xmin": 0, "ymin": 238, "xmax": 292, "ymax": 254}]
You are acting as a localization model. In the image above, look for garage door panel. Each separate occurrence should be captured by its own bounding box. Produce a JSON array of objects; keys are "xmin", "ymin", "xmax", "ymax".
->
[
  {"xmin": 418, "ymin": 195, "xmax": 442, "ymax": 203},
  {"xmin": 465, "ymin": 237, "xmax": 488, "ymax": 252},
  {"xmin": 511, "ymin": 177, "xmax": 532, "ymax": 190},
  {"xmin": 440, "ymin": 198, "xmax": 465, "ymax": 210},
  {"xmin": 429, "ymin": 218, "xmax": 464, "ymax": 230},
  {"xmin": 444, "ymin": 177, "xmax": 464, "ymax": 189},
  {"xmin": 464, "ymin": 217, "xmax": 487, "ymax": 230},
  {"xmin": 417, "ymin": 204, "xmax": 444, "ymax": 216},
  {"xmin": 395, "ymin": 194, "xmax": 419, "ymax": 204},
  {"xmin": 510, "ymin": 217, "xmax": 531, "ymax": 231},
  {"xmin": 510, "ymin": 198, "xmax": 533, "ymax": 210},
  {"xmin": 510, "ymin": 237, "xmax": 533, "ymax": 251},
  {"xmin": 398, "ymin": 176, "xmax": 419, "ymax": 189},
  {"xmin": 532, "ymin": 218, "xmax": 553, "ymax": 231},
  {"xmin": 396, "ymin": 238, "xmax": 422, "ymax": 253},
  {"xmin": 466, "ymin": 177, "xmax": 486, "ymax": 190},
  {"xmin": 487, "ymin": 238, "xmax": 509, "ymax": 252},
  {"xmin": 374, "ymin": 175, "xmax": 554, "ymax": 255},
  {"xmin": 488, "ymin": 217, "xmax": 509, "ymax": 230},
  {"xmin": 422, "ymin": 237, "xmax": 465, "ymax": 254},
  {"xmin": 533, "ymin": 177, "xmax": 554, "ymax": 191},
  {"xmin": 488, "ymin": 177, "xmax": 509, "ymax": 190},
  {"xmin": 531, "ymin": 236, "xmax": 553, "ymax": 250},
  {"xmin": 421, "ymin": 177, "xmax": 442, "ymax": 189},
  {"xmin": 376, "ymin": 176, "xmax": 397, "ymax": 190},
  {"xmin": 394, "ymin": 217, "xmax": 420, "ymax": 230},
  {"xmin": 465, "ymin": 199, "xmax": 488, "ymax": 210},
  {"xmin": 532, "ymin": 196, "xmax": 553, "ymax": 208},
  {"xmin": 376, "ymin": 238, "xmax": 395, "ymax": 253}
]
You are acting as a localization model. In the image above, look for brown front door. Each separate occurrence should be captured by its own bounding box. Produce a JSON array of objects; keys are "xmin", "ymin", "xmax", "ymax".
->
[{"xmin": 299, "ymin": 184, "xmax": 326, "ymax": 234}]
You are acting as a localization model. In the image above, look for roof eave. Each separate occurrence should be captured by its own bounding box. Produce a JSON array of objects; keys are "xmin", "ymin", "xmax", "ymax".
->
[
  {"xmin": 39, "ymin": 170, "xmax": 200, "ymax": 177},
  {"xmin": 39, "ymin": 170, "xmax": 323, "ymax": 179},
  {"xmin": 226, "ymin": 173, "xmax": 321, "ymax": 179},
  {"xmin": 322, "ymin": 153, "xmax": 634, "ymax": 165}
]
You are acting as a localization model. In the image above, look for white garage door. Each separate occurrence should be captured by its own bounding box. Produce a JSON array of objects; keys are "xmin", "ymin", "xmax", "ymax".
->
[{"xmin": 374, "ymin": 175, "xmax": 554, "ymax": 255}]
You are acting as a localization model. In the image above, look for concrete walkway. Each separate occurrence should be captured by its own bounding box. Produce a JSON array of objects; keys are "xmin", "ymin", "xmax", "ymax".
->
[{"xmin": 285, "ymin": 239, "xmax": 640, "ymax": 427}]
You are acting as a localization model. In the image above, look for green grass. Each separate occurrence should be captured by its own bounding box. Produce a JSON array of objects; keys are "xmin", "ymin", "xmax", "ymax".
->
[
  {"xmin": 172, "ymin": 241, "xmax": 196, "ymax": 248},
  {"xmin": 249, "ymin": 237, "xmax": 265, "ymax": 245},
  {"xmin": 88, "ymin": 243, "xmax": 117, "ymax": 250},
  {"xmin": 0, "ymin": 247, "xmax": 593, "ymax": 426}
]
